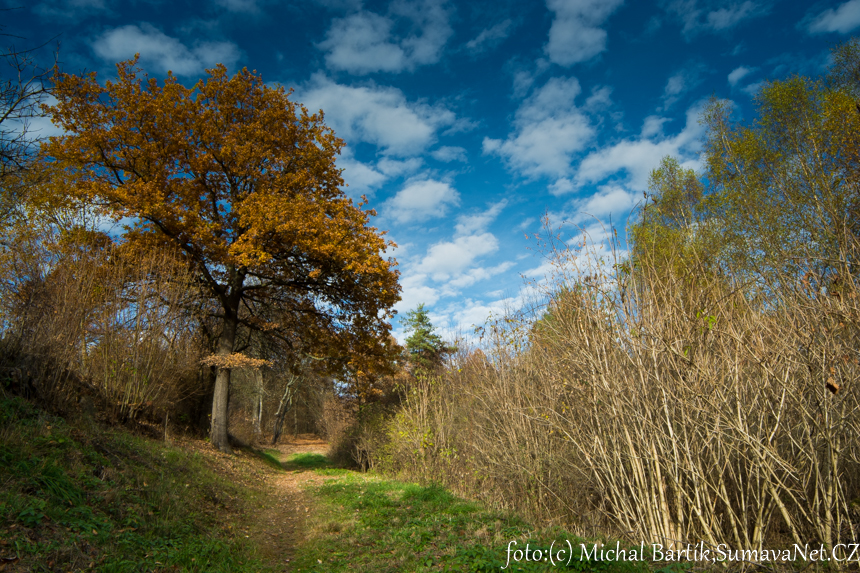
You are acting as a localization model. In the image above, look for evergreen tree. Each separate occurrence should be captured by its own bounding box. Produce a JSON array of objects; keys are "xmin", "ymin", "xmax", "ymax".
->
[{"xmin": 402, "ymin": 304, "xmax": 452, "ymax": 373}]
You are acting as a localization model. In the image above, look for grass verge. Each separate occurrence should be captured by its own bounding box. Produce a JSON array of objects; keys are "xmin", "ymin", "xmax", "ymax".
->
[
  {"xmin": 291, "ymin": 469, "xmax": 654, "ymax": 573},
  {"xmin": 0, "ymin": 393, "xmax": 272, "ymax": 572}
]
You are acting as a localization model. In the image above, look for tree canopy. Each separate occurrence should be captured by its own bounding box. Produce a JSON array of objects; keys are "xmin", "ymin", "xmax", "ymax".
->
[
  {"xmin": 630, "ymin": 39, "xmax": 860, "ymax": 297},
  {"xmin": 41, "ymin": 58, "xmax": 401, "ymax": 452}
]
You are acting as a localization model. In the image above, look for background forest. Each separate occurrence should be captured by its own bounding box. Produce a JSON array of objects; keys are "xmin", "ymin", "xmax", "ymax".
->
[{"xmin": 2, "ymin": 25, "xmax": 860, "ymax": 563}]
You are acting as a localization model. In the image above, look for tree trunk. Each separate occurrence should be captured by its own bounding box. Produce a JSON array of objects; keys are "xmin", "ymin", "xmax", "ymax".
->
[
  {"xmin": 271, "ymin": 374, "xmax": 297, "ymax": 445},
  {"xmin": 210, "ymin": 314, "xmax": 238, "ymax": 453},
  {"xmin": 253, "ymin": 369, "xmax": 263, "ymax": 438}
]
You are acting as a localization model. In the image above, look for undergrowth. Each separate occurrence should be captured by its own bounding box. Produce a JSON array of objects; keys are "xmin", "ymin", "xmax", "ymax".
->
[{"xmin": 0, "ymin": 392, "xmax": 271, "ymax": 572}]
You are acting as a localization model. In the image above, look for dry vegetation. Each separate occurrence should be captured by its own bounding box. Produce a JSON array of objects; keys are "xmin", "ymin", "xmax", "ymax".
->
[{"xmin": 369, "ymin": 227, "xmax": 860, "ymax": 556}]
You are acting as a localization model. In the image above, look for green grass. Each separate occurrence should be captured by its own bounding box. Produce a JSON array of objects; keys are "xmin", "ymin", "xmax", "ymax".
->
[
  {"xmin": 282, "ymin": 452, "xmax": 332, "ymax": 471},
  {"xmin": 0, "ymin": 393, "xmax": 272, "ymax": 572},
  {"xmin": 291, "ymin": 471, "xmax": 651, "ymax": 573},
  {"xmin": 253, "ymin": 449, "xmax": 286, "ymax": 470}
]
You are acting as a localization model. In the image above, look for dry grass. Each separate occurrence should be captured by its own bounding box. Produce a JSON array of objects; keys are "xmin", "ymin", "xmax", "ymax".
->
[
  {"xmin": 373, "ymin": 228, "xmax": 860, "ymax": 561},
  {"xmin": 0, "ymin": 228, "xmax": 208, "ymax": 427}
]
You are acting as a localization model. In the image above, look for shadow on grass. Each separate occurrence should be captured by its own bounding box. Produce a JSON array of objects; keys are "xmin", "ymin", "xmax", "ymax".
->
[{"xmin": 251, "ymin": 449, "xmax": 286, "ymax": 470}]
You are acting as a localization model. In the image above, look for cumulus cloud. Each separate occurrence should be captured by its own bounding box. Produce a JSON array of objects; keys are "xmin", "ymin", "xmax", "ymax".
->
[
  {"xmin": 742, "ymin": 81, "xmax": 765, "ymax": 96},
  {"xmin": 640, "ymin": 115, "xmax": 670, "ymax": 138},
  {"xmin": 299, "ymin": 74, "xmax": 455, "ymax": 156},
  {"xmin": 727, "ymin": 65, "xmax": 754, "ymax": 86},
  {"xmin": 334, "ymin": 150, "xmax": 423, "ymax": 198},
  {"xmin": 544, "ymin": 0, "xmax": 624, "ymax": 66},
  {"xmin": 465, "ymin": 20, "xmax": 513, "ymax": 54},
  {"xmin": 420, "ymin": 233, "xmax": 499, "ymax": 280},
  {"xmin": 431, "ymin": 146, "xmax": 467, "ymax": 162},
  {"xmin": 574, "ymin": 102, "xmax": 706, "ymax": 191},
  {"xmin": 91, "ymin": 24, "xmax": 241, "ymax": 75},
  {"xmin": 568, "ymin": 184, "xmax": 638, "ymax": 223},
  {"xmin": 318, "ymin": 0, "xmax": 452, "ymax": 74},
  {"xmin": 706, "ymin": 1, "xmax": 760, "ymax": 29},
  {"xmin": 483, "ymin": 76, "xmax": 594, "ymax": 179},
  {"xmin": 378, "ymin": 157, "xmax": 423, "ymax": 176},
  {"xmin": 661, "ymin": 62, "xmax": 707, "ymax": 108},
  {"xmin": 664, "ymin": 0, "xmax": 768, "ymax": 38},
  {"xmin": 387, "ymin": 179, "xmax": 460, "ymax": 223},
  {"xmin": 446, "ymin": 261, "xmax": 515, "ymax": 288},
  {"xmin": 395, "ymin": 273, "xmax": 441, "ymax": 312},
  {"xmin": 335, "ymin": 148, "xmax": 388, "ymax": 197},
  {"xmin": 453, "ymin": 200, "xmax": 508, "ymax": 236},
  {"xmin": 443, "ymin": 297, "xmax": 516, "ymax": 329},
  {"xmin": 806, "ymin": 0, "xmax": 860, "ymax": 34}
]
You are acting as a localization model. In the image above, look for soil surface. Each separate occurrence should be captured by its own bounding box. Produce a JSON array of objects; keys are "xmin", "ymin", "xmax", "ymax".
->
[
  {"xmin": 175, "ymin": 433, "xmax": 332, "ymax": 572},
  {"xmin": 253, "ymin": 435, "xmax": 331, "ymax": 571}
]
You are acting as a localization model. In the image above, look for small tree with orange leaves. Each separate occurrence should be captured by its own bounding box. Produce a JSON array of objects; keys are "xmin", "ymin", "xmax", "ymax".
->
[{"xmin": 41, "ymin": 58, "xmax": 400, "ymax": 453}]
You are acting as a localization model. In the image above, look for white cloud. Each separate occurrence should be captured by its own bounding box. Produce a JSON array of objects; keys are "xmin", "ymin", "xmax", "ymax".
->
[
  {"xmin": 465, "ymin": 20, "xmax": 513, "ymax": 54},
  {"xmin": 420, "ymin": 233, "xmax": 499, "ymax": 279},
  {"xmin": 483, "ymin": 76, "xmax": 594, "ymax": 179},
  {"xmin": 548, "ymin": 178, "xmax": 576, "ymax": 195},
  {"xmin": 585, "ymin": 85, "xmax": 613, "ymax": 110},
  {"xmin": 706, "ymin": 1, "xmax": 759, "ymax": 29},
  {"xmin": 336, "ymin": 148, "xmax": 387, "ymax": 196},
  {"xmin": 574, "ymin": 102, "xmax": 706, "ymax": 191},
  {"xmin": 727, "ymin": 65, "xmax": 754, "ymax": 86},
  {"xmin": 742, "ymin": 81, "xmax": 765, "ymax": 96},
  {"xmin": 335, "ymin": 150, "xmax": 423, "ymax": 198},
  {"xmin": 387, "ymin": 179, "xmax": 460, "ymax": 223},
  {"xmin": 8, "ymin": 94, "xmax": 65, "ymax": 142},
  {"xmin": 806, "ymin": 0, "xmax": 860, "ymax": 34},
  {"xmin": 661, "ymin": 63, "xmax": 707, "ymax": 108},
  {"xmin": 544, "ymin": 0, "xmax": 624, "ymax": 66},
  {"xmin": 91, "ymin": 24, "xmax": 241, "ymax": 75},
  {"xmin": 569, "ymin": 184, "xmax": 638, "ymax": 222},
  {"xmin": 318, "ymin": 0, "xmax": 452, "ymax": 74},
  {"xmin": 444, "ymin": 297, "xmax": 515, "ymax": 330},
  {"xmin": 378, "ymin": 157, "xmax": 423, "ymax": 176},
  {"xmin": 447, "ymin": 261, "xmax": 515, "ymax": 288},
  {"xmin": 395, "ymin": 273, "xmax": 441, "ymax": 312},
  {"xmin": 664, "ymin": 71, "xmax": 687, "ymax": 96},
  {"xmin": 666, "ymin": 0, "xmax": 767, "ymax": 37},
  {"xmin": 431, "ymin": 146, "xmax": 467, "ymax": 162},
  {"xmin": 640, "ymin": 115, "xmax": 670, "ymax": 139},
  {"xmin": 299, "ymin": 74, "xmax": 455, "ymax": 156},
  {"xmin": 454, "ymin": 200, "xmax": 508, "ymax": 236}
]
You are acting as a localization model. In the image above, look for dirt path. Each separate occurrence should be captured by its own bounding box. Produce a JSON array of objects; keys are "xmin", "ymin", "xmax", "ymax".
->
[
  {"xmin": 174, "ymin": 433, "xmax": 332, "ymax": 572},
  {"xmin": 249, "ymin": 435, "xmax": 331, "ymax": 571}
]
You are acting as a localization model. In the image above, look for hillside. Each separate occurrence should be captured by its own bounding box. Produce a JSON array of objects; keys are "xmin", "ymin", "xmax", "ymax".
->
[{"xmin": 0, "ymin": 391, "xmax": 651, "ymax": 572}]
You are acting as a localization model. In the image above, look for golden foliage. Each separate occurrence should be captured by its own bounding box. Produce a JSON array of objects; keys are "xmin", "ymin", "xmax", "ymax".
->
[
  {"xmin": 200, "ymin": 353, "xmax": 271, "ymax": 370},
  {"xmin": 39, "ymin": 57, "xmax": 401, "ymax": 376}
]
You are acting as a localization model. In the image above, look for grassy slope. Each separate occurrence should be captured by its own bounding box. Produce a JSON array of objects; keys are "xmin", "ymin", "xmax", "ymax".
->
[
  {"xmin": 289, "ymin": 457, "xmax": 652, "ymax": 573},
  {"xmin": 0, "ymin": 394, "xmax": 271, "ymax": 572},
  {"xmin": 0, "ymin": 394, "xmax": 665, "ymax": 573}
]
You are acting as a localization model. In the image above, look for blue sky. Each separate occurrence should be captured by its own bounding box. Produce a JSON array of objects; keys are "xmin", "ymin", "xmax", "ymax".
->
[{"xmin": 4, "ymin": 0, "xmax": 856, "ymax": 339}]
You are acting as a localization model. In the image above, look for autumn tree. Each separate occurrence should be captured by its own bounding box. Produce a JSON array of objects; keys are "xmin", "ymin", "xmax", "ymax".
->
[{"xmin": 41, "ymin": 58, "xmax": 401, "ymax": 452}]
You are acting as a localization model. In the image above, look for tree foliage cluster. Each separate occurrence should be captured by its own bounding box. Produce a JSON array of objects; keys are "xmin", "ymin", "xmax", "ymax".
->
[{"xmin": 634, "ymin": 39, "xmax": 860, "ymax": 293}]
